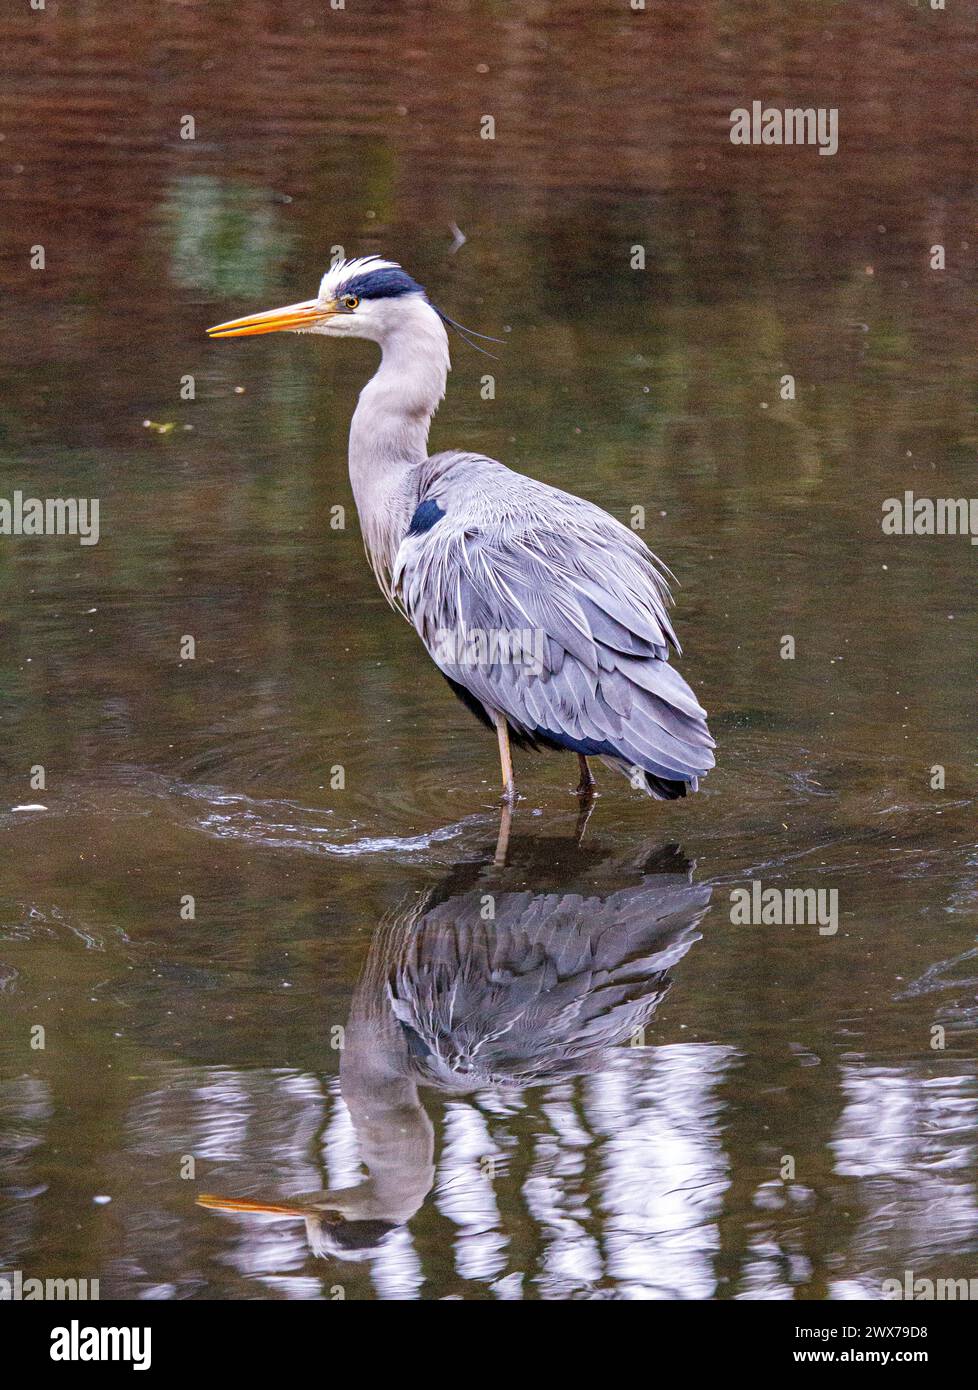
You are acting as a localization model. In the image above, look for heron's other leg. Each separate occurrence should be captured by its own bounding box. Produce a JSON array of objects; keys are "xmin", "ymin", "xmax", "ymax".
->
[
  {"xmin": 493, "ymin": 710, "xmax": 516, "ymax": 804},
  {"xmin": 575, "ymin": 753, "xmax": 596, "ymax": 799}
]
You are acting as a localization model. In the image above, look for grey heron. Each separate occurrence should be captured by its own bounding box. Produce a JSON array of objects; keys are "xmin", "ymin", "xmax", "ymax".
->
[
  {"xmin": 207, "ymin": 258, "xmax": 715, "ymax": 803},
  {"xmin": 198, "ymin": 839, "xmax": 710, "ymax": 1257}
]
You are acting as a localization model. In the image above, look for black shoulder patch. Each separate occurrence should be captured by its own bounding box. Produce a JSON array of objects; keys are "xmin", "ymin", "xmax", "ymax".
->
[{"xmin": 407, "ymin": 498, "xmax": 446, "ymax": 536}]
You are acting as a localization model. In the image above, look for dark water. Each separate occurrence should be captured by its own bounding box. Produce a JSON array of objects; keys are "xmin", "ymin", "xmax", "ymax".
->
[{"xmin": 1, "ymin": 1, "xmax": 977, "ymax": 1299}]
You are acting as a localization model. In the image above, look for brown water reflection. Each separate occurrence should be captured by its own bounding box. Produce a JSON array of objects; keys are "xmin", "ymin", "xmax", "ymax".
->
[{"xmin": 1, "ymin": 1, "xmax": 977, "ymax": 1299}]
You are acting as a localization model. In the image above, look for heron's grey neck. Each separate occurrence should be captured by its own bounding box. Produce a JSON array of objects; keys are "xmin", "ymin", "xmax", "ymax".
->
[
  {"xmin": 325, "ymin": 970, "xmax": 436, "ymax": 1225},
  {"xmin": 348, "ymin": 302, "xmax": 450, "ymax": 597}
]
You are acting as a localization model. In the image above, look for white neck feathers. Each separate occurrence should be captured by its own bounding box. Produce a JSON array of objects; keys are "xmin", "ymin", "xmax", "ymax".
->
[{"xmin": 347, "ymin": 298, "xmax": 450, "ymax": 598}]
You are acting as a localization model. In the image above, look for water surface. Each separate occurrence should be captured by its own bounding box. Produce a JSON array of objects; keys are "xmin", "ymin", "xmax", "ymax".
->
[{"xmin": 1, "ymin": 0, "xmax": 976, "ymax": 1299}]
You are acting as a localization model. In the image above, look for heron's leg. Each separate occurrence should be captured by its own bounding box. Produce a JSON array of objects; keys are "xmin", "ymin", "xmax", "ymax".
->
[
  {"xmin": 493, "ymin": 711, "xmax": 516, "ymax": 804},
  {"xmin": 575, "ymin": 754, "xmax": 596, "ymax": 799}
]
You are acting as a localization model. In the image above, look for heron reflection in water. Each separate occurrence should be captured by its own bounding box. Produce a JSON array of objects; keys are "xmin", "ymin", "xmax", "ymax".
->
[{"xmin": 199, "ymin": 840, "xmax": 711, "ymax": 1259}]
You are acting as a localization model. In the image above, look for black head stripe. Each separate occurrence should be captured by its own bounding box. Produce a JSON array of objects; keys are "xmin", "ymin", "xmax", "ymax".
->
[{"xmin": 338, "ymin": 267, "xmax": 426, "ymax": 301}]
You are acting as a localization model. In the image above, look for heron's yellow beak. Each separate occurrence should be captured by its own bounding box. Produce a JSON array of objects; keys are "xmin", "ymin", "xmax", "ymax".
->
[
  {"xmin": 196, "ymin": 1192, "xmax": 311, "ymax": 1217},
  {"xmin": 206, "ymin": 299, "xmax": 335, "ymax": 338}
]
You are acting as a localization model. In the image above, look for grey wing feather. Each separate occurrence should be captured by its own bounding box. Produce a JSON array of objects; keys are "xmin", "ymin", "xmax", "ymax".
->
[{"xmin": 393, "ymin": 452, "xmax": 715, "ymax": 792}]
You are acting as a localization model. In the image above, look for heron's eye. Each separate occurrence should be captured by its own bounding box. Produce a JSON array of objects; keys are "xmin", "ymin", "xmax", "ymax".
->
[{"xmin": 341, "ymin": 294, "xmax": 360, "ymax": 310}]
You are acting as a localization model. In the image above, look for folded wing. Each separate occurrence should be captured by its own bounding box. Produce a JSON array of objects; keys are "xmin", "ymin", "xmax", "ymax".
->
[{"xmin": 393, "ymin": 452, "xmax": 715, "ymax": 797}]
